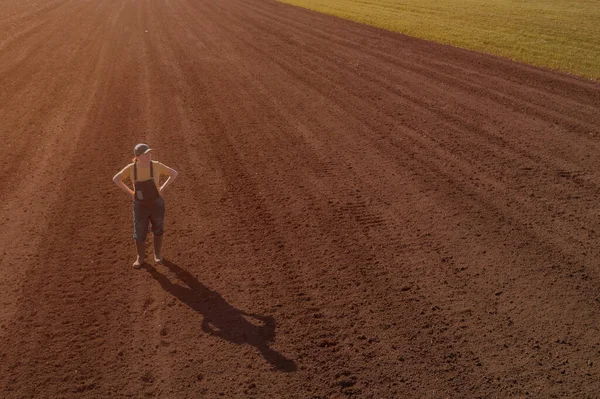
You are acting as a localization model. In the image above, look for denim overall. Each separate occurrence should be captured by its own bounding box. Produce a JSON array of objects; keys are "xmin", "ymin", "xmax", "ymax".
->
[{"xmin": 132, "ymin": 162, "xmax": 165, "ymax": 241}]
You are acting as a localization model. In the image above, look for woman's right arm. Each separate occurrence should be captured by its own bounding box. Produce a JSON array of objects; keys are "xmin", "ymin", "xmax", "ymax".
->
[{"xmin": 113, "ymin": 165, "xmax": 134, "ymax": 198}]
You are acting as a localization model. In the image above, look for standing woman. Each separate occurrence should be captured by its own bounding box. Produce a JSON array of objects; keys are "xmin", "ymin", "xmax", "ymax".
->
[{"xmin": 113, "ymin": 143, "xmax": 179, "ymax": 268}]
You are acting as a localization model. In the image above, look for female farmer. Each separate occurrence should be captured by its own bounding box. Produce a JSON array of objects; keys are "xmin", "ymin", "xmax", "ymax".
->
[{"xmin": 113, "ymin": 143, "xmax": 179, "ymax": 268}]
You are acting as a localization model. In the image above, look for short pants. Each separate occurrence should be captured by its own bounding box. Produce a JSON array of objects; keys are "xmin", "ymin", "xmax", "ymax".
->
[{"xmin": 132, "ymin": 196, "xmax": 165, "ymax": 241}]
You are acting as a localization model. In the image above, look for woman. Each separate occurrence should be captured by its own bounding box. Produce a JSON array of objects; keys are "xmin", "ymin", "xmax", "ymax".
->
[{"xmin": 113, "ymin": 143, "xmax": 179, "ymax": 268}]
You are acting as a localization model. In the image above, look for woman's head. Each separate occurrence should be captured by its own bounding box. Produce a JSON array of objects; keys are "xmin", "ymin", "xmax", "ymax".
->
[{"xmin": 133, "ymin": 143, "xmax": 153, "ymax": 163}]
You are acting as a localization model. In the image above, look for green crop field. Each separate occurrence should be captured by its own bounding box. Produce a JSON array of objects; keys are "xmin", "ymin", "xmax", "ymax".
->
[{"xmin": 277, "ymin": 0, "xmax": 600, "ymax": 80}]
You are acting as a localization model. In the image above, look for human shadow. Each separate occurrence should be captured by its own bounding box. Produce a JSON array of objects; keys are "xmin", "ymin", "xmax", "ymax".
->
[{"xmin": 144, "ymin": 260, "xmax": 296, "ymax": 372}]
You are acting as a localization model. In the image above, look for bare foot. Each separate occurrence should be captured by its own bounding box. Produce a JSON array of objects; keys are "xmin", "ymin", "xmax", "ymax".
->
[{"xmin": 133, "ymin": 256, "xmax": 145, "ymax": 269}]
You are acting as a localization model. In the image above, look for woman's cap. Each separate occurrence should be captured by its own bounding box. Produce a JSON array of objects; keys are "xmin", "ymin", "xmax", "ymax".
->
[{"xmin": 134, "ymin": 143, "xmax": 153, "ymax": 156}]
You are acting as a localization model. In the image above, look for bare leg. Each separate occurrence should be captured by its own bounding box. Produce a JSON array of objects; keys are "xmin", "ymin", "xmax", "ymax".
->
[
  {"xmin": 133, "ymin": 240, "xmax": 146, "ymax": 269},
  {"xmin": 153, "ymin": 234, "xmax": 163, "ymax": 264}
]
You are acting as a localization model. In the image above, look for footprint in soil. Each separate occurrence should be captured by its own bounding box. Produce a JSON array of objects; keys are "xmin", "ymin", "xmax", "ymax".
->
[{"xmin": 144, "ymin": 260, "xmax": 296, "ymax": 372}]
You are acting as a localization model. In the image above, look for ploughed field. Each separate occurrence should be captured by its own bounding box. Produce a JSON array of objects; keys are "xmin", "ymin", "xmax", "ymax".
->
[{"xmin": 0, "ymin": 0, "xmax": 599, "ymax": 397}]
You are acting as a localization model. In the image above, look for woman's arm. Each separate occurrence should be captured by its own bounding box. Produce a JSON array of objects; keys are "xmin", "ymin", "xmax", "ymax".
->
[
  {"xmin": 113, "ymin": 165, "xmax": 134, "ymax": 198},
  {"xmin": 158, "ymin": 164, "xmax": 178, "ymax": 194}
]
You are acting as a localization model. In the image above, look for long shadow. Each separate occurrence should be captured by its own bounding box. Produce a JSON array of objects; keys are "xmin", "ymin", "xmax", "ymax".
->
[{"xmin": 144, "ymin": 260, "xmax": 296, "ymax": 372}]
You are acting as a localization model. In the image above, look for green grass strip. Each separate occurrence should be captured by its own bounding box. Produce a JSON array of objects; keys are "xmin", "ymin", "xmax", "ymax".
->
[{"xmin": 277, "ymin": 0, "xmax": 600, "ymax": 80}]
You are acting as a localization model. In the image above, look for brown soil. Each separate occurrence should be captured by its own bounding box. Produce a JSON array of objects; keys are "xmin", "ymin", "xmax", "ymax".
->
[{"xmin": 1, "ymin": 0, "xmax": 599, "ymax": 398}]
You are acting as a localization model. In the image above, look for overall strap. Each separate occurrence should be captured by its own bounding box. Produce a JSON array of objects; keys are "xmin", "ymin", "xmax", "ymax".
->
[
  {"xmin": 134, "ymin": 162, "xmax": 137, "ymax": 181},
  {"xmin": 150, "ymin": 161, "xmax": 154, "ymax": 178}
]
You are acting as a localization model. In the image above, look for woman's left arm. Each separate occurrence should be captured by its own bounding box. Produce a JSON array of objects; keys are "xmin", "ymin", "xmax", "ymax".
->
[{"xmin": 158, "ymin": 163, "xmax": 179, "ymax": 194}]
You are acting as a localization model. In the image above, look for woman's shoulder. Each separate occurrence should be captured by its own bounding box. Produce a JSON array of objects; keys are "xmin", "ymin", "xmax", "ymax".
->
[{"xmin": 152, "ymin": 160, "xmax": 171, "ymax": 174}]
